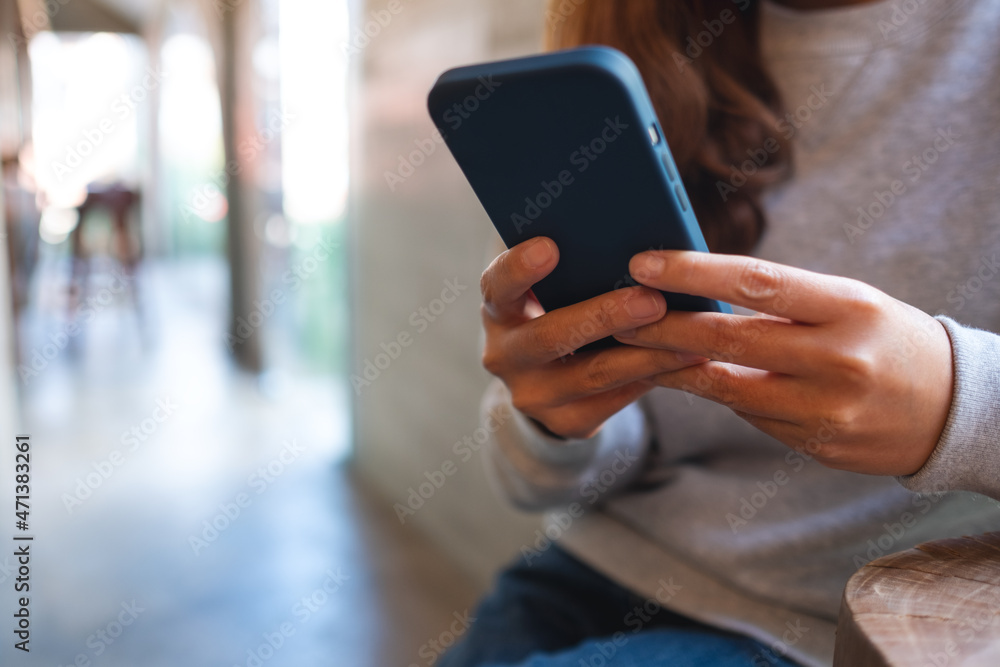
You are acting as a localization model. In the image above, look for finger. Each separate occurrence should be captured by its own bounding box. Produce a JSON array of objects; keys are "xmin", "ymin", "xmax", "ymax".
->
[
  {"xmin": 616, "ymin": 311, "xmax": 814, "ymax": 375},
  {"xmin": 481, "ymin": 237, "xmax": 560, "ymax": 324},
  {"xmin": 651, "ymin": 361, "xmax": 801, "ymax": 422},
  {"xmin": 729, "ymin": 412, "xmax": 849, "ymax": 469},
  {"xmin": 629, "ymin": 251, "xmax": 876, "ymax": 324},
  {"xmin": 531, "ymin": 381, "xmax": 655, "ymax": 440},
  {"xmin": 504, "ymin": 286, "xmax": 668, "ymax": 365},
  {"xmin": 729, "ymin": 411, "xmax": 804, "ymax": 450},
  {"xmin": 510, "ymin": 346, "xmax": 708, "ymax": 411}
]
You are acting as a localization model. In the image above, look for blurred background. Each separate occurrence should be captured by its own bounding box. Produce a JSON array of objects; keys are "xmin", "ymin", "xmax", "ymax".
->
[{"xmin": 0, "ymin": 0, "xmax": 546, "ymax": 664}]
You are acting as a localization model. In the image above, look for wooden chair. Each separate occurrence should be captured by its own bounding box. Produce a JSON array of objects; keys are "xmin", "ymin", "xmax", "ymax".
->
[{"xmin": 834, "ymin": 533, "xmax": 1000, "ymax": 666}]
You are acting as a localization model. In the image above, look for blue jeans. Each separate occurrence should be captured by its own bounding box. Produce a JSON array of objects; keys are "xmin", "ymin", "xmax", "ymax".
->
[{"xmin": 439, "ymin": 545, "xmax": 801, "ymax": 667}]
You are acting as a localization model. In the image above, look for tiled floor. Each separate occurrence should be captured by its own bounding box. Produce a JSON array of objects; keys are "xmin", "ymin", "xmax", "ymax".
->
[{"xmin": 4, "ymin": 255, "xmax": 479, "ymax": 666}]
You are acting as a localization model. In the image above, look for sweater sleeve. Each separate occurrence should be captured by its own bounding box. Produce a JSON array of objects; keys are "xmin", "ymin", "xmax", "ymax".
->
[
  {"xmin": 480, "ymin": 377, "xmax": 653, "ymax": 512},
  {"xmin": 896, "ymin": 316, "xmax": 1000, "ymax": 500}
]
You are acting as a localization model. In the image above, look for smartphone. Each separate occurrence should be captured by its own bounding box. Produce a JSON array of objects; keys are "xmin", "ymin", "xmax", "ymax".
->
[{"xmin": 427, "ymin": 45, "xmax": 732, "ymax": 339}]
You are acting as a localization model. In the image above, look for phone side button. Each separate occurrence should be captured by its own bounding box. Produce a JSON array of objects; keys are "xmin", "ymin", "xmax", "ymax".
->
[
  {"xmin": 661, "ymin": 153, "xmax": 678, "ymax": 182},
  {"xmin": 675, "ymin": 184, "xmax": 689, "ymax": 212}
]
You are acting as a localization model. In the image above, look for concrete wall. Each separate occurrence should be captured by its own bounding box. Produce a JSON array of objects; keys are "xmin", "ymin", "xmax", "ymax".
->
[{"xmin": 351, "ymin": 0, "xmax": 546, "ymax": 588}]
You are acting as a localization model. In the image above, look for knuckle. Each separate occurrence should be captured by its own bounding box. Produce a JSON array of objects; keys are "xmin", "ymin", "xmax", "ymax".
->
[
  {"xmin": 480, "ymin": 251, "xmax": 516, "ymax": 305},
  {"xmin": 480, "ymin": 333, "xmax": 511, "ymax": 377},
  {"xmin": 842, "ymin": 281, "xmax": 883, "ymax": 318},
  {"xmin": 581, "ymin": 355, "xmax": 619, "ymax": 394},
  {"xmin": 591, "ymin": 298, "xmax": 618, "ymax": 331},
  {"xmin": 827, "ymin": 346, "xmax": 879, "ymax": 386},
  {"xmin": 479, "ymin": 266, "xmax": 498, "ymax": 304},
  {"xmin": 707, "ymin": 368, "xmax": 738, "ymax": 406},
  {"xmin": 804, "ymin": 440, "xmax": 848, "ymax": 468},
  {"xmin": 823, "ymin": 404, "xmax": 862, "ymax": 437},
  {"xmin": 789, "ymin": 406, "xmax": 845, "ymax": 458},
  {"xmin": 708, "ymin": 316, "xmax": 745, "ymax": 356},
  {"xmin": 481, "ymin": 347, "xmax": 503, "ymax": 375},
  {"xmin": 531, "ymin": 322, "xmax": 568, "ymax": 356},
  {"xmin": 735, "ymin": 261, "xmax": 784, "ymax": 303}
]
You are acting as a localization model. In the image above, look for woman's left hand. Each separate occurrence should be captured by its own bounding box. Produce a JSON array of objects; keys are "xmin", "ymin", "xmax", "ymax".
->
[{"xmin": 618, "ymin": 250, "xmax": 955, "ymax": 476}]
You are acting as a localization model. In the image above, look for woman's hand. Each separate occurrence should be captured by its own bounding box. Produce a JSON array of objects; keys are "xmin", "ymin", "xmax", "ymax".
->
[
  {"xmin": 480, "ymin": 237, "xmax": 710, "ymax": 440},
  {"xmin": 618, "ymin": 250, "xmax": 955, "ymax": 476}
]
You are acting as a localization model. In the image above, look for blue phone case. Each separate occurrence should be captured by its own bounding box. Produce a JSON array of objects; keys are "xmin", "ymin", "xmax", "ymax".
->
[{"xmin": 428, "ymin": 46, "xmax": 732, "ymax": 330}]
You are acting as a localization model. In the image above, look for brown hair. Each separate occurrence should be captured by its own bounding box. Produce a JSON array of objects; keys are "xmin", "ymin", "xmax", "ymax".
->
[{"xmin": 546, "ymin": 0, "xmax": 790, "ymax": 254}]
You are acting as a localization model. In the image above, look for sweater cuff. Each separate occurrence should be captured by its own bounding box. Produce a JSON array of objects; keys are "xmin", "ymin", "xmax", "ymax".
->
[
  {"xmin": 480, "ymin": 378, "xmax": 652, "ymax": 510},
  {"xmin": 896, "ymin": 317, "xmax": 1000, "ymax": 500}
]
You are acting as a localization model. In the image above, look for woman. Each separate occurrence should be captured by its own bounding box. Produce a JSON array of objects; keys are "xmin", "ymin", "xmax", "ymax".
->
[{"xmin": 442, "ymin": 0, "xmax": 1000, "ymax": 665}]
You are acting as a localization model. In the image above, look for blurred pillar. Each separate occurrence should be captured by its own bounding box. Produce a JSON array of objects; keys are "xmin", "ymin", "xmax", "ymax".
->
[
  {"xmin": 216, "ymin": 0, "xmax": 264, "ymax": 373},
  {"xmin": 2, "ymin": 1, "xmax": 32, "ymax": 157},
  {"xmin": 0, "ymin": 0, "xmax": 26, "ymax": 429},
  {"xmin": 140, "ymin": 4, "xmax": 167, "ymax": 258},
  {"xmin": 0, "ymin": 185, "xmax": 18, "ymax": 433}
]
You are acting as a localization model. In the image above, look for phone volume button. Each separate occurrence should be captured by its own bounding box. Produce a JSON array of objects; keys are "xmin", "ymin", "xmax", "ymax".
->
[
  {"xmin": 661, "ymin": 153, "xmax": 678, "ymax": 182},
  {"xmin": 675, "ymin": 184, "xmax": 689, "ymax": 212}
]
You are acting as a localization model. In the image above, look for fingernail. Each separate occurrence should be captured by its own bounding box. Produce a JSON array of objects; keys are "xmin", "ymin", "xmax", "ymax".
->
[
  {"xmin": 676, "ymin": 352, "xmax": 708, "ymax": 364},
  {"xmin": 617, "ymin": 329, "xmax": 637, "ymax": 339},
  {"xmin": 523, "ymin": 239, "xmax": 552, "ymax": 268},
  {"xmin": 639, "ymin": 254, "xmax": 665, "ymax": 274},
  {"xmin": 624, "ymin": 293, "xmax": 661, "ymax": 319}
]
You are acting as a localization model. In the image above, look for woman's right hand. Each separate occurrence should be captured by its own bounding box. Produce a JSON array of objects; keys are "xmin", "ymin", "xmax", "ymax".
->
[{"xmin": 480, "ymin": 236, "xmax": 709, "ymax": 440}]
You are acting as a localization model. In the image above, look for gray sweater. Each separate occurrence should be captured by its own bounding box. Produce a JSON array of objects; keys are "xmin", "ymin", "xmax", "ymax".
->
[{"xmin": 479, "ymin": 1, "xmax": 1000, "ymax": 665}]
